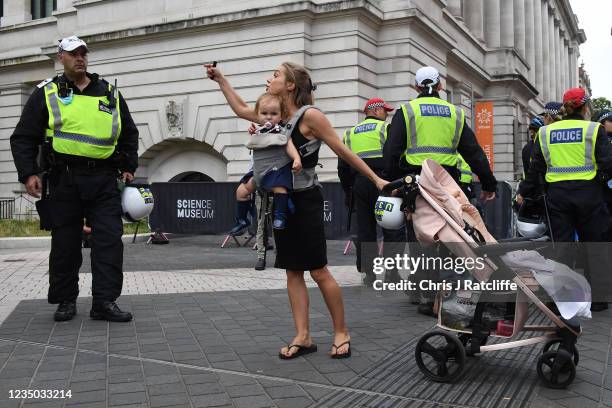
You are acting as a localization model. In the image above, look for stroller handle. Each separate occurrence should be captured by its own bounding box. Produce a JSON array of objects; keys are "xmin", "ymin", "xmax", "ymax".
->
[{"xmin": 382, "ymin": 175, "xmax": 418, "ymax": 195}]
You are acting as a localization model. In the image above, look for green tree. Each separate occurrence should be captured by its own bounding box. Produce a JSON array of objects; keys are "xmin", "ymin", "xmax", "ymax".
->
[{"xmin": 592, "ymin": 97, "xmax": 612, "ymax": 121}]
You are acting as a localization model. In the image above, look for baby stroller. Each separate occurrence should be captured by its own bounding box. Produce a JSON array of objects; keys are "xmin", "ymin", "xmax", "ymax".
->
[{"xmin": 384, "ymin": 159, "xmax": 586, "ymax": 389}]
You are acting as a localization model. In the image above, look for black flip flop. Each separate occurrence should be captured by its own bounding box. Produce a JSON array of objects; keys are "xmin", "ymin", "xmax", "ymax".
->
[
  {"xmin": 331, "ymin": 341, "xmax": 351, "ymax": 359},
  {"xmin": 278, "ymin": 343, "xmax": 318, "ymax": 360}
]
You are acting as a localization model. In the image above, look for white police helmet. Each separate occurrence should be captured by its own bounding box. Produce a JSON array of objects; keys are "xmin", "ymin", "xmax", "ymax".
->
[
  {"xmin": 516, "ymin": 218, "xmax": 547, "ymax": 239},
  {"xmin": 515, "ymin": 198, "xmax": 547, "ymax": 239},
  {"xmin": 374, "ymin": 196, "xmax": 405, "ymax": 230},
  {"xmin": 121, "ymin": 184, "xmax": 154, "ymax": 222}
]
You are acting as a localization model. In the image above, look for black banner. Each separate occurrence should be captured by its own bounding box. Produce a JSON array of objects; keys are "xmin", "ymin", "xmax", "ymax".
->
[
  {"xmin": 148, "ymin": 181, "xmax": 513, "ymax": 240},
  {"xmin": 148, "ymin": 182, "xmax": 355, "ymax": 239}
]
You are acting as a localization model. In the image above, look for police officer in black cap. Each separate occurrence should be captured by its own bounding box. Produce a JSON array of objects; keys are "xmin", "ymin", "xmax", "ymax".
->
[{"xmin": 10, "ymin": 36, "xmax": 139, "ymax": 322}]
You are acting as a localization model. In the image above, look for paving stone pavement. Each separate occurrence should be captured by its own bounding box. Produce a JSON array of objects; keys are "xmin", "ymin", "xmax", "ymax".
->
[{"xmin": 0, "ymin": 236, "xmax": 610, "ymax": 408}]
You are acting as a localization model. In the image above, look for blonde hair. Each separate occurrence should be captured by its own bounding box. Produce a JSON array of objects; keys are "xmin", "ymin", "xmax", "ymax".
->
[
  {"xmin": 254, "ymin": 92, "xmax": 287, "ymax": 120},
  {"xmin": 281, "ymin": 62, "xmax": 315, "ymax": 108}
]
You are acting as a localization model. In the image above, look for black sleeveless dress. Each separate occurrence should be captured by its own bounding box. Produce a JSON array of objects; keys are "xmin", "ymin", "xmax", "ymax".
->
[{"xmin": 273, "ymin": 114, "xmax": 327, "ymax": 271}]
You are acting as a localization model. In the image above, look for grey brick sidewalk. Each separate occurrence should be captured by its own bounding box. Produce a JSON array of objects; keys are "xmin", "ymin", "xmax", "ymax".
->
[
  {"xmin": 0, "ymin": 236, "xmax": 611, "ymax": 407},
  {"xmin": 0, "ymin": 287, "xmax": 610, "ymax": 408}
]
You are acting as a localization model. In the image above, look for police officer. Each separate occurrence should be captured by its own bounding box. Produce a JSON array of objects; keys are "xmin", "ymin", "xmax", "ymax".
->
[
  {"xmin": 541, "ymin": 102, "xmax": 563, "ymax": 125},
  {"xmin": 384, "ymin": 66, "xmax": 497, "ymax": 315},
  {"xmin": 518, "ymin": 88, "xmax": 612, "ymax": 312},
  {"xmin": 338, "ymin": 98, "xmax": 404, "ymax": 285},
  {"xmin": 597, "ymin": 110, "xmax": 612, "ymax": 243},
  {"xmin": 522, "ymin": 116, "xmax": 545, "ymax": 178},
  {"xmin": 456, "ymin": 153, "xmax": 474, "ymax": 199},
  {"xmin": 10, "ymin": 36, "xmax": 139, "ymax": 322}
]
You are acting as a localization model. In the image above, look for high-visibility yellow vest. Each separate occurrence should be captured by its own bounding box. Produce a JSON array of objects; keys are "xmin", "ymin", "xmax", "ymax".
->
[
  {"xmin": 538, "ymin": 120, "xmax": 600, "ymax": 183},
  {"xmin": 457, "ymin": 154, "xmax": 473, "ymax": 183},
  {"xmin": 342, "ymin": 118, "xmax": 387, "ymax": 158},
  {"xmin": 401, "ymin": 97, "xmax": 465, "ymax": 166},
  {"xmin": 44, "ymin": 81, "xmax": 121, "ymax": 159}
]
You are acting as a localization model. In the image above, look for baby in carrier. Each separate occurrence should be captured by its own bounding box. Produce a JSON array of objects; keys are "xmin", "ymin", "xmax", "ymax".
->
[{"xmin": 239, "ymin": 92, "xmax": 301, "ymax": 230}]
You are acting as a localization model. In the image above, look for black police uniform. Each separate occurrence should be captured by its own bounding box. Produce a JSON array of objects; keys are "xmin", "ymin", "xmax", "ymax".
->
[
  {"xmin": 383, "ymin": 91, "xmax": 497, "ymax": 309},
  {"xmin": 519, "ymin": 113, "xmax": 612, "ymax": 306},
  {"xmin": 10, "ymin": 73, "xmax": 139, "ymax": 307},
  {"xmin": 338, "ymin": 117, "xmax": 405, "ymax": 283}
]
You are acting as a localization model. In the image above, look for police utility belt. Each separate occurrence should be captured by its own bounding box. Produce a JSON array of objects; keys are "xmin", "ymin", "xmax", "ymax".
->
[{"xmin": 51, "ymin": 153, "xmax": 118, "ymax": 172}]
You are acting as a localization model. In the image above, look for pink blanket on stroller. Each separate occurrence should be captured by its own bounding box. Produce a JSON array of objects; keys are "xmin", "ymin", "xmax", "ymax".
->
[{"xmin": 412, "ymin": 159, "xmax": 496, "ymax": 282}]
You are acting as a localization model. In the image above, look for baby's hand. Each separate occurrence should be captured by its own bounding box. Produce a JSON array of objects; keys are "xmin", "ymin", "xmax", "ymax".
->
[
  {"xmin": 292, "ymin": 160, "xmax": 302, "ymax": 174},
  {"xmin": 248, "ymin": 123, "xmax": 257, "ymax": 135}
]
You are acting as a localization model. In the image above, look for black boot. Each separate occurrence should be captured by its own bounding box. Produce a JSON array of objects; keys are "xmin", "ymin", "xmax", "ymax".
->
[
  {"xmin": 229, "ymin": 200, "xmax": 251, "ymax": 235},
  {"xmin": 54, "ymin": 301, "xmax": 76, "ymax": 322},
  {"xmin": 255, "ymin": 258, "xmax": 266, "ymax": 270},
  {"xmin": 90, "ymin": 301, "xmax": 132, "ymax": 322},
  {"xmin": 273, "ymin": 193, "xmax": 289, "ymax": 229}
]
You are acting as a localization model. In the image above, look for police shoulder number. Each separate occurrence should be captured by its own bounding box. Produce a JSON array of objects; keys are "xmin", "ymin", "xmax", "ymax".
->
[{"xmin": 36, "ymin": 78, "xmax": 53, "ymax": 88}]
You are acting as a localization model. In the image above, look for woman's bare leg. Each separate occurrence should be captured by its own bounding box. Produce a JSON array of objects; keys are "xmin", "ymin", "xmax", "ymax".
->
[
  {"xmin": 310, "ymin": 266, "xmax": 351, "ymax": 356},
  {"xmin": 280, "ymin": 269, "xmax": 313, "ymax": 357}
]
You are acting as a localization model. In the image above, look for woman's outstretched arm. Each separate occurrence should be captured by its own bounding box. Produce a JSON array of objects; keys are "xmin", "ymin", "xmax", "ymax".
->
[
  {"xmin": 204, "ymin": 64, "xmax": 258, "ymax": 123},
  {"xmin": 303, "ymin": 109, "xmax": 388, "ymax": 191}
]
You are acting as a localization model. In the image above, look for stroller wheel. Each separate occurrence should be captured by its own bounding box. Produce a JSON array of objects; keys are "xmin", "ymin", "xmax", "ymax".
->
[
  {"xmin": 542, "ymin": 339, "xmax": 579, "ymax": 367},
  {"xmin": 537, "ymin": 350, "xmax": 576, "ymax": 389},
  {"xmin": 415, "ymin": 331, "xmax": 466, "ymax": 383},
  {"xmin": 458, "ymin": 333, "xmax": 488, "ymax": 356}
]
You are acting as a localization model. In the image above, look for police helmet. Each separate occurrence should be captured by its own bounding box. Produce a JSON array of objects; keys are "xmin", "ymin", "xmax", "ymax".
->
[
  {"xmin": 529, "ymin": 116, "xmax": 545, "ymax": 129},
  {"xmin": 122, "ymin": 184, "xmax": 154, "ymax": 222},
  {"xmin": 597, "ymin": 110, "xmax": 612, "ymax": 124},
  {"xmin": 374, "ymin": 196, "xmax": 405, "ymax": 230},
  {"xmin": 515, "ymin": 197, "xmax": 547, "ymax": 239}
]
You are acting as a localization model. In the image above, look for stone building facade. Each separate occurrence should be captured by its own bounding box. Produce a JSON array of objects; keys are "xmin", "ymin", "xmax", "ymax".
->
[{"xmin": 0, "ymin": 0, "xmax": 586, "ymax": 204}]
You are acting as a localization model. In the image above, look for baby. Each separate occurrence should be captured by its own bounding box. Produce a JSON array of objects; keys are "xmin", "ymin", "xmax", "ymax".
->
[{"xmin": 245, "ymin": 93, "xmax": 301, "ymax": 229}]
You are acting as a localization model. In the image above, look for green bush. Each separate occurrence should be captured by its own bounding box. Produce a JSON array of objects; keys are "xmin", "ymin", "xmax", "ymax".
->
[{"xmin": 0, "ymin": 219, "xmax": 150, "ymax": 238}]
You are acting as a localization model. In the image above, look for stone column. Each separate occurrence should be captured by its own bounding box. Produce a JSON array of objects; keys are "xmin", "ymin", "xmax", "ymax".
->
[
  {"xmin": 447, "ymin": 0, "xmax": 463, "ymax": 19},
  {"xmin": 465, "ymin": 0, "xmax": 484, "ymax": 40},
  {"xmin": 484, "ymin": 0, "xmax": 501, "ymax": 48},
  {"xmin": 554, "ymin": 22, "xmax": 562, "ymax": 99},
  {"xmin": 1, "ymin": 0, "xmax": 32, "ymax": 26},
  {"xmin": 514, "ymin": 0, "xmax": 526, "ymax": 56},
  {"xmin": 525, "ymin": 0, "xmax": 536, "ymax": 84},
  {"xmin": 501, "ymin": 0, "xmax": 515, "ymax": 48},
  {"xmin": 563, "ymin": 39, "xmax": 572, "ymax": 89},
  {"xmin": 560, "ymin": 37, "xmax": 566, "ymax": 92},
  {"xmin": 569, "ymin": 44, "xmax": 578, "ymax": 86},
  {"xmin": 533, "ymin": 0, "xmax": 544, "ymax": 96},
  {"xmin": 541, "ymin": 0, "xmax": 550, "ymax": 102},
  {"xmin": 548, "ymin": 11, "xmax": 556, "ymax": 100}
]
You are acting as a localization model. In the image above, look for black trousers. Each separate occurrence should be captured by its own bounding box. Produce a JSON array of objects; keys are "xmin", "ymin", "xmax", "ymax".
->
[
  {"xmin": 46, "ymin": 167, "xmax": 124, "ymax": 305},
  {"xmin": 352, "ymin": 175, "xmax": 405, "ymax": 278},
  {"xmin": 546, "ymin": 182, "xmax": 611, "ymax": 302}
]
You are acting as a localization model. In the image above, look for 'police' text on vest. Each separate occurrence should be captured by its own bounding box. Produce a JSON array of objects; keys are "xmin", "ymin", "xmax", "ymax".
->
[
  {"xmin": 550, "ymin": 128, "xmax": 583, "ymax": 144},
  {"xmin": 354, "ymin": 123, "xmax": 377, "ymax": 134},
  {"xmin": 419, "ymin": 104, "xmax": 451, "ymax": 117}
]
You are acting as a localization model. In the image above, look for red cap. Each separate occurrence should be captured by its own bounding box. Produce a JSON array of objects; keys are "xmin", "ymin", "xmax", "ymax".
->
[
  {"xmin": 562, "ymin": 87, "xmax": 589, "ymax": 109},
  {"xmin": 364, "ymin": 98, "xmax": 394, "ymax": 113}
]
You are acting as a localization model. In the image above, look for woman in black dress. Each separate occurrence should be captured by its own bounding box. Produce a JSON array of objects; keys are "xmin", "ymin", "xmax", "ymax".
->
[{"xmin": 205, "ymin": 62, "xmax": 387, "ymax": 359}]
